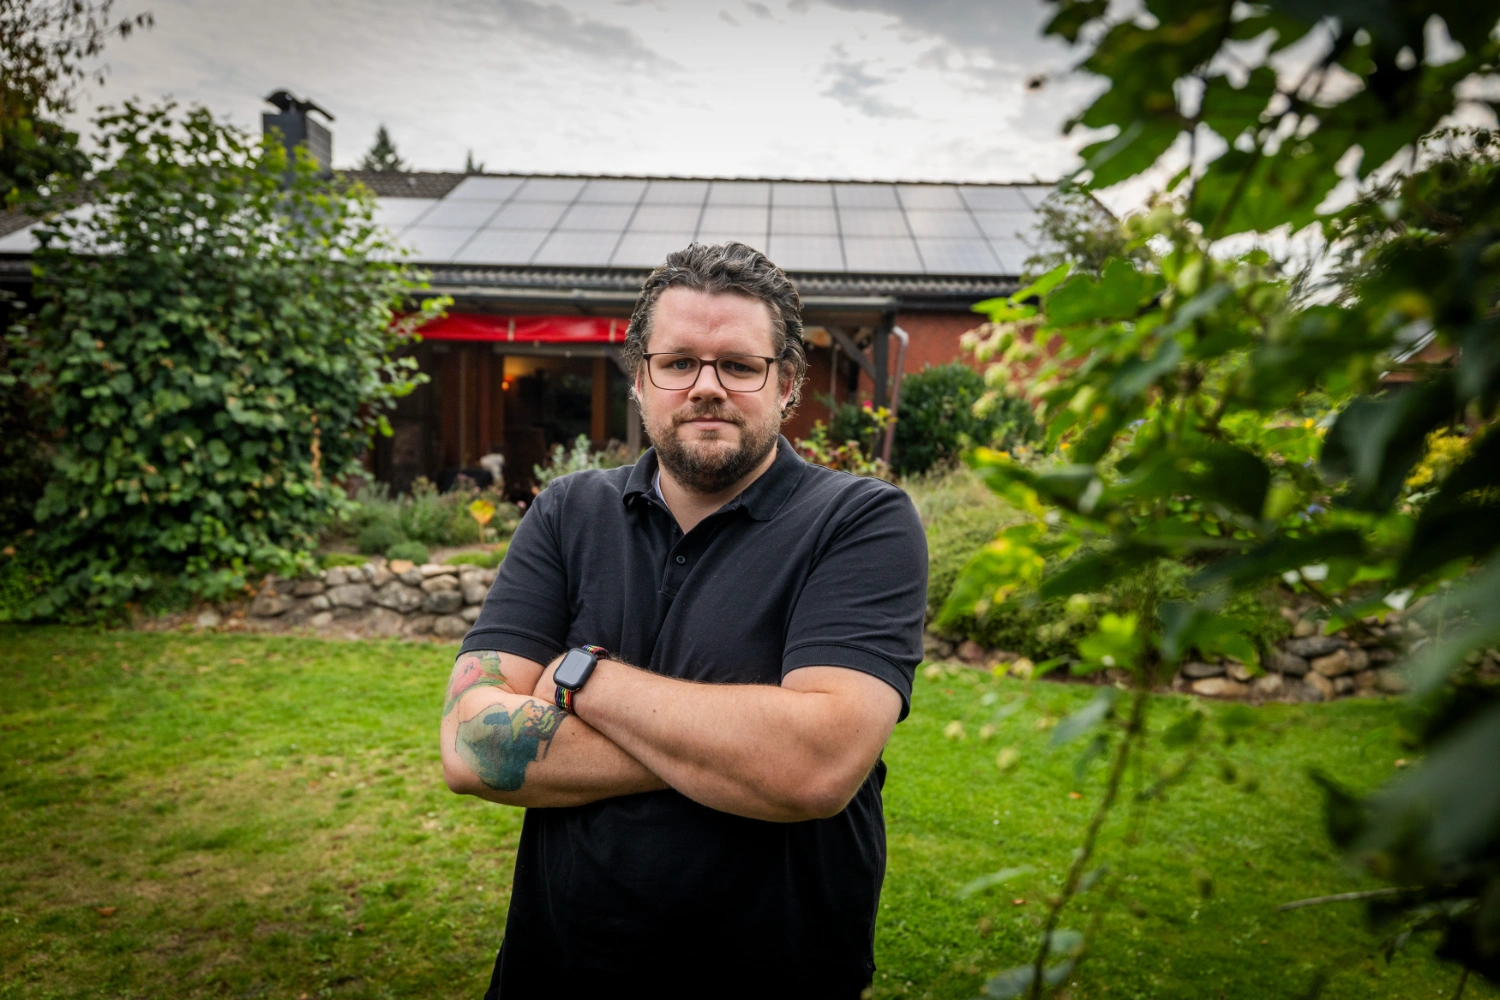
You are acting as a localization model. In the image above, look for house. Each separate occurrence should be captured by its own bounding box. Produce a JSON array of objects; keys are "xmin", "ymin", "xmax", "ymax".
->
[{"xmin": 0, "ymin": 95, "xmax": 1060, "ymax": 497}]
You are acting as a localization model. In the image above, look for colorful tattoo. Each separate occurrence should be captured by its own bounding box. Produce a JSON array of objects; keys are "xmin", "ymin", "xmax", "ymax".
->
[
  {"xmin": 455, "ymin": 700, "xmax": 564, "ymax": 792},
  {"xmin": 444, "ymin": 650, "xmax": 510, "ymax": 716}
]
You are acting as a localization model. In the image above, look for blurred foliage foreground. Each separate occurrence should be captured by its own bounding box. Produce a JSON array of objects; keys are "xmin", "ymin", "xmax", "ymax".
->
[
  {"xmin": 939, "ymin": 0, "xmax": 1500, "ymax": 995},
  {"xmin": 2, "ymin": 628, "xmax": 1492, "ymax": 1000}
]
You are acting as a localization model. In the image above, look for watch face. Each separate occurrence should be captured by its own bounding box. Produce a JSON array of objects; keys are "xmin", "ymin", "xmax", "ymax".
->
[{"xmin": 554, "ymin": 648, "xmax": 597, "ymax": 690}]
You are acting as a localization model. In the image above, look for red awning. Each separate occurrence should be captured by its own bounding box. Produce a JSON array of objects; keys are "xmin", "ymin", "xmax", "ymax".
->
[{"xmin": 418, "ymin": 313, "xmax": 626, "ymax": 344}]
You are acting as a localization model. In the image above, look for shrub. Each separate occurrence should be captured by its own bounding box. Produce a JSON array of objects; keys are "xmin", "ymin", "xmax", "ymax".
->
[
  {"xmin": 533, "ymin": 436, "xmax": 635, "ymax": 491},
  {"xmin": 444, "ymin": 544, "xmax": 508, "ymax": 569},
  {"xmin": 356, "ymin": 521, "xmax": 406, "ymax": 556},
  {"xmin": 11, "ymin": 101, "xmax": 443, "ymax": 620},
  {"xmin": 318, "ymin": 552, "xmax": 367, "ymax": 570},
  {"xmin": 793, "ymin": 420, "xmax": 893, "ymax": 480},
  {"xmin": 891, "ymin": 363, "xmax": 1038, "ymax": 477},
  {"xmin": 343, "ymin": 478, "xmax": 519, "ymax": 549},
  {"xmin": 385, "ymin": 541, "xmax": 429, "ymax": 565}
]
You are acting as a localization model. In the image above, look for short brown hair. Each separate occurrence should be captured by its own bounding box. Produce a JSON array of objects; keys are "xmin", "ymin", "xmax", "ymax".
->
[{"xmin": 622, "ymin": 242, "xmax": 807, "ymax": 416}]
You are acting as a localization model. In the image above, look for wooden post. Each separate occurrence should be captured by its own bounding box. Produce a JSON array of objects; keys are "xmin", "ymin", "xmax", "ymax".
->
[
  {"xmin": 872, "ymin": 320, "xmax": 890, "ymax": 410},
  {"xmin": 477, "ymin": 345, "xmax": 492, "ymax": 459},
  {"xmin": 591, "ymin": 355, "xmax": 608, "ymax": 444}
]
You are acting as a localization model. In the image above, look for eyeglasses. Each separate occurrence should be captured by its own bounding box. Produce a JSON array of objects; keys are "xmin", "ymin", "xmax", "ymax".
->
[{"xmin": 641, "ymin": 353, "xmax": 779, "ymax": 392}]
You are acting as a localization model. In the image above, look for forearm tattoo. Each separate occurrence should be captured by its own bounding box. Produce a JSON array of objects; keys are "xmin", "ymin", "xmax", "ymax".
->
[
  {"xmin": 444, "ymin": 649, "xmax": 511, "ymax": 717},
  {"xmin": 455, "ymin": 700, "xmax": 564, "ymax": 791}
]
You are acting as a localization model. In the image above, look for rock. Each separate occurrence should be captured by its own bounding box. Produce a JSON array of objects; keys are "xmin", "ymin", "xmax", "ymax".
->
[
  {"xmin": 1191, "ymin": 677, "xmax": 1249, "ymax": 698},
  {"xmin": 420, "ymin": 563, "xmax": 458, "ymax": 578},
  {"xmin": 194, "ymin": 609, "xmax": 222, "ymax": 629},
  {"xmin": 433, "ymin": 615, "xmax": 470, "ymax": 640},
  {"xmin": 373, "ymin": 581, "xmax": 425, "ymax": 614},
  {"xmin": 369, "ymin": 566, "xmax": 394, "ymax": 588},
  {"xmin": 1278, "ymin": 606, "xmax": 1300, "ymax": 624},
  {"xmin": 366, "ymin": 607, "xmax": 405, "ymax": 636},
  {"xmin": 1268, "ymin": 650, "xmax": 1310, "ymax": 676},
  {"xmin": 477, "ymin": 566, "xmax": 499, "ymax": 584},
  {"xmin": 420, "ymin": 575, "xmax": 459, "ymax": 595},
  {"xmin": 1182, "ymin": 661, "xmax": 1225, "ymax": 679},
  {"xmin": 325, "ymin": 567, "xmax": 350, "ymax": 587},
  {"xmin": 251, "ymin": 593, "xmax": 296, "ymax": 618},
  {"xmin": 327, "ymin": 583, "xmax": 374, "ymax": 609},
  {"xmin": 388, "ymin": 559, "xmax": 416, "ymax": 575},
  {"xmin": 1368, "ymin": 647, "xmax": 1399, "ymax": 666},
  {"xmin": 308, "ymin": 594, "xmax": 331, "ymax": 611},
  {"xmin": 1311, "ymin": 648, "xmax": 1354, "ymax": 677},
  {"xmin": 1226, "ymin": 661, "xmax": 1256, "ymax": 683},
  {"xmin": 1334, "ymin": 676, "xmax": 1355, "ymax": 695},
  {"xmin": 1305, "ymin": 671, "xmax": 1336, "ymax": 700},
  {"xmin": 1293, "ymin": 618, "xmax": 1319, "ymax": 638},
  {"xmin": 957, "ymin": 640, "xmax": 988, "ymax": 665},
  {"xmin": 1375, "ymin": 668, "xmax": 1409, "ymax": 695},
  {"xmin": 292, "ymin": 579, "xmax": 326, "ymax": 597},
  {"xmin": 922, "ymin": 633, "xmax": 955, "ymax": 659},
  {"xmin": 360, "ymin": 563, "xmax": 378, "ymax": 581},
  {"xmin": 309, "ymin": 611, "xmax": 334, "ymax": 629},
  {"xmin": 1253, "ymin": 673, "xmax": 1284, "ymax": 698},
  {"xmin": 460, "ymin": 605, "xmax": 483, "ymax": 624},
  {"xmin": 403, "ymin": 614, "xmax": 435, "ymax": 637},
  {"xmin": 399, "ymin": 568, "xmax": 424, "ymax": 587},
  {"xmin": 462, "ymin": 578, "xmax": 490, "ymax": 605},
  {"xmin": 1353, "ymin": 670, "xmax": 1380, "ymax": 694},
  {"xmin": 424, "ymin": 590, "xmax": 464, "ymax": 615},
  {"xmin": 1286, "ymin": 635, "xmax": 1345, "ymax": 658}
]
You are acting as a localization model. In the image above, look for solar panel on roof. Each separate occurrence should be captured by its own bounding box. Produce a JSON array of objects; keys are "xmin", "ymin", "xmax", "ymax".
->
[
  {"xmin": 972, "ymin": 210, "xmax": 1038, "ymax": 241},
  {"xmin": 904, "ymin": 210, "xmax": 981, "ymax": 238},
  {"xmin": 642, "ymin": 180, "xmax": 709, "ymax": 204},
  {"xmin": 896, "ymin": 185, "xmax": 965, "ymax": 210},
  {"xmin": 769, "ymin": 206, "xmax": 838, "ymax": 236},
  {"xmin": 447, "ymin": 176, "xmax": 525, "ymax": 202},
  {"xmin": 512, "ymin": 177, "xmax": 586, "ymax": 202},
  {"xmin": 454, "ymin": 229, "xmax": 549, "ymax": 265},
  {"xmin": 707, "ymin": 181, "xmax": 770, "ymax": 206},
  {"xmin": 419, "ymin": 199, "xmax": 498, "ymax": 229},
  {"xmin": 987, "ymin": 238, "xmax": 1034, "ymax": 273},
  {"xmin": 611, "ymin": 231, "xmax": 697, "ymax": 267},
  {"xmin": 532, "ymin": 231, "xmax": 619, "ymax": 266},
  {"xmin": 577, "ymin": 179, "xmax": 647, "ymax": 203},
  {"xmin": 960, "ymin": 186, "xmax": 1033, "ymax": 212},
  {"xmin": 400, "ymin": 226, "xmax": 478, "ymax": 262},
  {"xmin": 837, "ymin": 209, "xmax": 909, "ymax": 237},
  {"xmin": 842, "ymin": 236, "xmax": 922, "ymax": 273},
  {"xmin": 833, "ymin": 184, "xmax": 900, "ymax": 209},
  {"xmin": 488, "ymin": 202, "xmax": 569, "ymax": 229},
  {"xmin": 916, "ymin": 239, "xmax": 1002, "ymax": 275},
  {"xmin": 373, "ymin": 198, "xmax": 437, "ymax": 229},
  {"xmin": 768, "ymin": 235, "xmax": 843, "ymax": 271},
  {"xmin": 699, "ymin": 205, "xmax": 768, "ymax": 233},
  {"xmin": 557, "ymin": 203, "xmax": 635, "ymax": 231},
  {"xmin": 771, "ymin": 183, "xmax": 834, "ymax": 207},
  {"xmin": 1016, "ymin": 185, "xmax": 1056, "ymax": 209},
  {"xmin": 631, "ymin": 204, "xmax": 703, "ymax": 231}
]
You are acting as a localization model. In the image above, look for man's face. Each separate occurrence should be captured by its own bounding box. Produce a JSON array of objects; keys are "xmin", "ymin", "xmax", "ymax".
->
[{"xmin": 636, "ymin": 286, "xmax": 792, "ymax": 494}]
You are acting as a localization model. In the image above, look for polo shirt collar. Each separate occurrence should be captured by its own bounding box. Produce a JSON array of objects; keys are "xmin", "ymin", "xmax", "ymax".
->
[{"xmin": 623, "ymin": 435, "xmax": 805, "ymax": 522}]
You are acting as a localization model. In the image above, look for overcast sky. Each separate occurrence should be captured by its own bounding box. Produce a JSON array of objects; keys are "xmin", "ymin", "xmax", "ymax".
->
[{"xmin": 70, "ymin": 0, "xmax": 1107, "ymax": 190}]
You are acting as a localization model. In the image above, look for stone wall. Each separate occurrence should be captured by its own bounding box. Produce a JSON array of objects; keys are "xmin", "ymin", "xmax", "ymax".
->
[{"xmin": 244, "ymin": 558, "xmax": 495, "ymax": 640}]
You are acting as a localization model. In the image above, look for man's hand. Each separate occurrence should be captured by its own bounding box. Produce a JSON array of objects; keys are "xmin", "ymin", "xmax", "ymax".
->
[{"xmin": 565, "ymin": 659, "xmax": 902, "ymax": 823}]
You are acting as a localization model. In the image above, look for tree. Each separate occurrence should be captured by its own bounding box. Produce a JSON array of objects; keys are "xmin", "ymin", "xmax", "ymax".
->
[
  {"xmin": 1021, "ymin": 183, "xmax": 1148, "ymax": 280},
  {"xmin": 8, "ymin": 101, "xmax": 445, "ymax": 620},
  {"xmin": 463, "ymin": 149, "xmax": 485, "ymax": 174},
  {"xmin": 948, "ymin": 1, "xmax": 1500, "ymax": 995},
  {"xmin": 359, "ymin": 124, "xmax": 406, "ymax": 172}
]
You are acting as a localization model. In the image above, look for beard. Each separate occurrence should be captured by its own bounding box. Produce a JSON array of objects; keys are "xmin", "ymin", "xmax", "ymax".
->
[{"xmin": 646, "ymin": 400, "xmax": 781, "ymax": 495}]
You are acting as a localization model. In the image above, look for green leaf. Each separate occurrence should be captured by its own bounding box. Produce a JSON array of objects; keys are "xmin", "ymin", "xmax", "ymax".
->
[
  {"xmin": 1081, "ymin": 118, "xmax": 1182, "ymax": 189},
  {"xmin": 1053, "ymin": 687, "xmax": 1120, "ymax": 746},
  {"xmin": 1322, "ymin": 378, "xmax": 1456, "ymax": 513},
  {"xmin": 1191, "ymin": 530, "xmax": 1365, "ymax": 590},
  {"xmin": 1045, "ymin": 258, "xmax": 1164, "ymax": 326},
  {"xmin": 955, "ymin": 865, "xmax": 1034, "ymax": 900},
  {"xmin": 1162, "ymin": 710, "xmax": 1205, "ymax": 749},
  {"xmin": 984, "ymin": 959, "xmax": 1076, "ymax": 998},
  {"xmin": 1402, "ymin": 560, "xmax": 1500, "ymax": 697},
  {"xmin": 1198, "ymin": 67, "xmax": 1277, "ymax": 145}
]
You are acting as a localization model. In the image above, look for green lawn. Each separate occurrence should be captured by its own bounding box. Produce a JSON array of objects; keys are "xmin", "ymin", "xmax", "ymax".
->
[{"xmin": 0, "ymin": 627, "xmax": 1490, "ymax": 1000}]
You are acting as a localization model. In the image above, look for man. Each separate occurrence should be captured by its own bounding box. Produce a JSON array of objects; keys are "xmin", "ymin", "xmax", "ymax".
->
[{"xmin": 440, "ymin": 242, "xmax": 927, "ymax": 997}]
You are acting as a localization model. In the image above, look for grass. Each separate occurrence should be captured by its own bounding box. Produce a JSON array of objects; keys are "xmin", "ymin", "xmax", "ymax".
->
[{"xmin": 0, "ymin": 627, "xmax": 1492, "ymax": 1000}]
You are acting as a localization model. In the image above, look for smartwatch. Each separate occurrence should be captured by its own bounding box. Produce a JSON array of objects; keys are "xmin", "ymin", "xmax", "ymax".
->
[{"xmin": 553, "ymin": 645, "xmax": 608, "ymax": 713}]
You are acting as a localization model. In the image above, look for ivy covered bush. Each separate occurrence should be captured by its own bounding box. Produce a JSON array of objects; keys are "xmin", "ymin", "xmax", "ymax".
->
[
  {"xmin": 5, "ymin": 101, "xmax": 443, "ymax": 619},
  {"xmin": 891, "ymin": 362, "xmax": 1038, "ymax": 477}
]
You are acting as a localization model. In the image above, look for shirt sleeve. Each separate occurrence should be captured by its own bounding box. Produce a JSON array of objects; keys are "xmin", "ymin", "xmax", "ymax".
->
[
  {"xmin": 459, "ymin": 484, "xmax": 571, "ymax": 665},
  {"xmin": 781, "ymin": 483, "xmax": 928, "ymax": 720}
]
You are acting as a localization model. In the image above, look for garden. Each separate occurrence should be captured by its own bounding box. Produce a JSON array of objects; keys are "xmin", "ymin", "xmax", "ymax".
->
[{"xmin": 3, "ymin": 0, "xmax": 1499, "ymax": 997}]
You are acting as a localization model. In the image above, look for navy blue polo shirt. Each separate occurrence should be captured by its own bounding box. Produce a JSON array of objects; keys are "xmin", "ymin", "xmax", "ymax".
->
[{"xmin": 461, "ymin": 436, "xmax": 927, "ymax": 995}]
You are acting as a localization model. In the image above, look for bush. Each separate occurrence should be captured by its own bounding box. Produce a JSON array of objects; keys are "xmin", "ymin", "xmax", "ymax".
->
[
  {"xmin": 318, "ymin": 552, "xmax": 367, "ymax": 570},
  {"xmin": 533, "ymin": 436, "xmax": 635, "ymax": 491},
  {"xmin": 891, "ymin": 362, "xmax": 1038, "ymax": 477},
  {"xmin": 385, "ymin": 540, "xmax": 430, "ymax": 565},
  {"xmin": 11, "ymin": 101, "xmax": 442, "ymax": 620},
  {"xmin": 356, "ymin": 521, "xmax": 406, "ymax": 556},
  {"xmin": 444, "ymin": 544, "xmax": 507, "ymax": 569},
  {"xmin": 344, "ymin": 478, "xmax": 520, "ymax": 549}
]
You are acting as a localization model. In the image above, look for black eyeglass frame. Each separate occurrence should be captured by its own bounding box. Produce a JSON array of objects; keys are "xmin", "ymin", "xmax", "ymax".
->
[{"xmin": 640, "ymin": 353, "xmax": 783, "ymax": 393}]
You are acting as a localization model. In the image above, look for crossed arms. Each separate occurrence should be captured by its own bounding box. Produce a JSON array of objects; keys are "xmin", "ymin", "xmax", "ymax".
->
[{"xmin": 440, "ymin": 648, "xmax": 902, "ymax": 823}]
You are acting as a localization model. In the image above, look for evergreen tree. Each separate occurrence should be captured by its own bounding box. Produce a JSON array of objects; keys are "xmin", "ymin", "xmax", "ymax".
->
[
  {"xmin": 463, "ymin": 149, "xmax": 485, "ymax": 174},
  {"xmin": 359, "ymin": 124, "xmax": 405, "ymax": 172}
]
